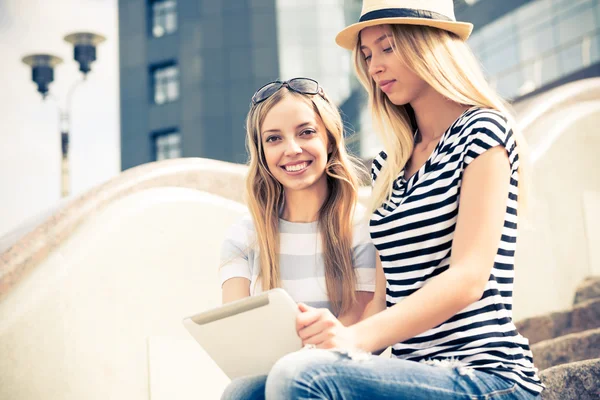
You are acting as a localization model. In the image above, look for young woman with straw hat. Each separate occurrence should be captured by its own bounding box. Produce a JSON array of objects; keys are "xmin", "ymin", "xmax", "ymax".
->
[{"xmin": 262, "ymin": 1, "xmax": 544, "ymax": 399}]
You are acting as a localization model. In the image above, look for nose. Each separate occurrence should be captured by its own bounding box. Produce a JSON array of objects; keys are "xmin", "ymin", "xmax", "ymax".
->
[
  {"xmin": 367, "ymin": 54, "xmax": 383, "ymax": 78},
  {"xmin": 283, "ymin": 138, "xmax": 302, "ymax": 156}
]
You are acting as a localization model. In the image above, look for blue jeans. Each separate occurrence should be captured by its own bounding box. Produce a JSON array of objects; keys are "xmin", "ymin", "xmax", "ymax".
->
[{"xmin": 222, "ymin": 349, "xmax": 540, "ymax": 400}]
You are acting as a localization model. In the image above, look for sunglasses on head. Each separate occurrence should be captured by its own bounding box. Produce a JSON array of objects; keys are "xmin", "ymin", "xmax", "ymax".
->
[{"xmin": 251, "ymin": 77, "xmax": 326, "ymax": 105}]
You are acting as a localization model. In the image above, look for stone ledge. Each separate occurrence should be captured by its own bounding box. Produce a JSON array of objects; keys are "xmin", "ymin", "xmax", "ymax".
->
[
  {"xmin": 531, "ymin": 328, "xmax": 600, "ymax": 370},
  {"xmin": 0, "ymin": 158, "xmax": 248, "ymax": 301},
  {"xmin": 516, "ymin": 298, "xmax": 600, "ymax": 345},
  {"xmin": 574, "ymin": 276, "xmax": 600, "ymax": 306},
  {"xmin": 540, "ymin": 358, "xmax": 600, "ymax": 400}
]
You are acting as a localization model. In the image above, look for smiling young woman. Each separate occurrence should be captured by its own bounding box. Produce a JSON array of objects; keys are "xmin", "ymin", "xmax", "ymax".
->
[{"xmin": 218, "ymin": 78, "xmax": 380, "ymax": 400}]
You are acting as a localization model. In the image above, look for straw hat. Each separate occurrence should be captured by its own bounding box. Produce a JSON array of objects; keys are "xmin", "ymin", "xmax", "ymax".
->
[{"xmin": 336, "ymin": 0, "xmax": 473, "ymax": 50}]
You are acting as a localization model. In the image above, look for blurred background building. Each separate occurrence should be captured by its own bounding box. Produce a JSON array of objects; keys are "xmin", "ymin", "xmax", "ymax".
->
[
  {"xmin": 118, "ymin": 0, "xmax": 600, "ymax": 170},
  {"xmin": 118, "ymin": 0, "xmax": 358, "ymax": 168},
  {"xmin": 456, "ymin": 0, "xmax": 600, "ymax": 101}
]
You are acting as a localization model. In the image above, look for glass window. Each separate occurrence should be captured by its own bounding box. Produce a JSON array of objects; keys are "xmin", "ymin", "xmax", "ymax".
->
[
  {"xmin": 481, "ymin": 40, "xmax": 520, "ymax": 76},
  {"xmin": 591, "ymin": 32, "xmax": 600, "ymax": 65},
  {"xmin": 516, "ymin": 0, "xmax": 553, "ymax": 31},
  {"xmin": 151, "ymin": 63, "xmax": 179, "ymax": 105},
  {"xmin": 558, "ymin": 41, "xmax": 584, "ymax": 76},
  {"xmin": 495, "ymin": 69, "xmax": 523, "ymax": 99},
  {"xmin": 519, "ymin": 22, "xmax": 555, "ymax": 63},
  {"xmin": 519, "ymin": 62, "xmax": 540, "ymax": 96},
  {"xmin": 556, "ymin": 5, "xmax": 595, "ymax": 46},
  {"xmin": 467, "ymin": 32, "xmax": 485, "ymax": 53},
  {"xmin": 595, "ymin": 1, "xmax": 600, "ymax": 35},
  {"xmin": 154, "ymin": 130, "xmax": 181, "ymax": 161},
  {"xmin": 552, "ymin": 0, "xmax": 593, "ymax": 14},
  {"xmin": 540, "ymin": 52, "xmax": 560, "ymax": 85},
  {"xmin": 481, "ymin": 15, "xmax": 517, "ymax": 49},
  {"xmin": 151, "ymin": 0, "xmax": 177, "ymax": 38}
]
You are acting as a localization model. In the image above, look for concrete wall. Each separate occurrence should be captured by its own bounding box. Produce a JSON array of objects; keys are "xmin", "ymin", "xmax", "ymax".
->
[
  {"xmin": 0, "ymin": 187, "xmax": 245, "ymax": 400},
  {"xmin": 513, "ymin": 100, "xmax": 600, "ymax": 320}
]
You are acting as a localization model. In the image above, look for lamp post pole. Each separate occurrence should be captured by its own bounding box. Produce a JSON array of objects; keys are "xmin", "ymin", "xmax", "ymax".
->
[
  {"xmin": 21, "ymin": 32, "xmax": 106, "ymax": 198},
  {"xmin": 60, "ymin": 110, "xmax": 70, "ymax": 198}
]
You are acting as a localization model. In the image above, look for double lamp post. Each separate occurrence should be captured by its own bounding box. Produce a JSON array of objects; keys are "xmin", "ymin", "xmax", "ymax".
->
[{"xmin": 21, "ymin": 32, "xmax": 105, "ymax": 198}]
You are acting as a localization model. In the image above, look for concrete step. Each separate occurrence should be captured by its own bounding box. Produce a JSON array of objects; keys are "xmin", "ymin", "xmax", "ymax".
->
[
  {"xmin": 515, "ymin": 298, "xmax": 600, "ymax": 345},
  {"xmin": 531, "ymin": 328, "xmax": 600, "ymax": 370},
  {"xmin": 540, "ymin": 358, "xmax": 600, "ymax": 400},
  {"xmin": 574, "ymin": 276, "xmax": 600, "ymax": 305}
]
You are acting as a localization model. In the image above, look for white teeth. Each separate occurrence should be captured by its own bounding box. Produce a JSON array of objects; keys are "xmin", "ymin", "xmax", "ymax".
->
[{"xmin": 285, "ymin": 162, "xmax": 307, "ymax": 172}]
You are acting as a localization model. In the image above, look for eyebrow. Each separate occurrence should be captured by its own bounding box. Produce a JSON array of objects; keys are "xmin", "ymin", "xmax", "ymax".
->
[
  {"xmin": 360, "ymin": 34, "xmax": 392, "ymax": 50},
  {"xmin": 262, "ymin": 122, "xmax": 313, "ymax": 136}
]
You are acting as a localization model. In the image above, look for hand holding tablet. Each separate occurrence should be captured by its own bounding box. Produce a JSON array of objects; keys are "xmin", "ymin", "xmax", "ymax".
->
[{"xmin": 182, "ymin": 289, "xmax": 302, "ymax": 379}]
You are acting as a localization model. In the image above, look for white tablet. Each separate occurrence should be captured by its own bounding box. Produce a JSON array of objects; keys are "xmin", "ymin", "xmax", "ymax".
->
[{"xmin": 182, "ymin": 288, "xmax": 302, "ymax": 379}]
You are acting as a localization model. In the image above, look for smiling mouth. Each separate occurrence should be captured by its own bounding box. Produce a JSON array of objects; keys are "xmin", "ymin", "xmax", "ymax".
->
[{"xmin": 281, "ymin": 161, "xmax": 311, "ymax": 172}]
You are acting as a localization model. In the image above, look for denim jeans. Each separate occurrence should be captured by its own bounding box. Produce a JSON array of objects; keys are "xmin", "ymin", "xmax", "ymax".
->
[{"xmin": 222, "ymin": 349, "xmax": 541, "ymax": 400}]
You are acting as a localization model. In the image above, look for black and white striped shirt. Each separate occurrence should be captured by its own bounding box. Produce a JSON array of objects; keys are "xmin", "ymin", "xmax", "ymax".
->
[{"xmin": 370, "ymin": 107, "xmax": 543, "ymax": 394}]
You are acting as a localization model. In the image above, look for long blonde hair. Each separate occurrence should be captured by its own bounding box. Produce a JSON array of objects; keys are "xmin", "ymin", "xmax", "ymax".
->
[
  {"xmin": 245, "ymin": 88, "xmax": 367, "ymax": 315},
  {"xmin": 353, "ymin": 24, "xmax": 529, "ymax": 214}
]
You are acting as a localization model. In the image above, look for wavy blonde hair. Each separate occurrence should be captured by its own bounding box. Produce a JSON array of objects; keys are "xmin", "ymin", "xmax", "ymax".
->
[
  {"xmin": 353, "ymin": 24, "xmax": 529, "ymax": 214},
  {"xmin": 245, "ymin": 88, "xmax": 367, "ymax": 315}
]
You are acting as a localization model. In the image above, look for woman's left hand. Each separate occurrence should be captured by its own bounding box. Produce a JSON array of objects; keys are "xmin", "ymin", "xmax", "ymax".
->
[{"xmin": 296, "ymin": 303, "xmax": 359, "ymax": 350}]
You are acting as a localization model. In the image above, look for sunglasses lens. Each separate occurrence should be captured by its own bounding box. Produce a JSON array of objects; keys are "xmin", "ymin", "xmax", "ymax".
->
[
  {"xmin": 288, "ymin": 78, "xmax": 319, "ymax": 94},
  {"xmin": 253, "ymin": 82, "xmax": 282, "ymax": 104}
]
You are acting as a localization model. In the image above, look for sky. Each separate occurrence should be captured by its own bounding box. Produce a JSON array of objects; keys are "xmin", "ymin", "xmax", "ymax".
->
[{"xmin": 0, "ymin": 0, "xmax": 119, "ymax": 237}]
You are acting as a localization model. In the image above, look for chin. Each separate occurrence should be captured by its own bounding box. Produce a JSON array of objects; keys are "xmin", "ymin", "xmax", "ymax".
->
[
  {"xmin": 281, "ymin": 180, "xmax": 315, "ymax": 192},
  {"xmin": 386, "ymin": 93, "xmax": 413, "ymax": 106}
]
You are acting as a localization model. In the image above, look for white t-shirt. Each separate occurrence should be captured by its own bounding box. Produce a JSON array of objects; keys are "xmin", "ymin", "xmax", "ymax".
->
[{"xmin": 219, "ymin": 212, "xmax": 377, "ymax": 314}]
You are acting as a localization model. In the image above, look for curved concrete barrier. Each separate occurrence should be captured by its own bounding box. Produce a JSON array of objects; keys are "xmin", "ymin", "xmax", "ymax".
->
[
  {"xmin": 512, "ymin": 79, "xmax": 600, "ymax": 321},
  {"xmin": 0, "ymin": 158, "xmax": 247, "ymax": 301},
  {"xmin": 0, "ymin": 186, "xmax": 246, "ymax": 400}
]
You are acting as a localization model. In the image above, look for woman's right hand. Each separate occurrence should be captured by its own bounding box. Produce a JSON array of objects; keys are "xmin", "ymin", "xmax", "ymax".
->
[{"xmin": 296, "ymin": 303, "xmax": 360, "ymax": 351}]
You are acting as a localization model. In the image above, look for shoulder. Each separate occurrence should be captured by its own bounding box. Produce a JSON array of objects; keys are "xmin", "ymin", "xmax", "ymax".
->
[
  {"xmin": 370, "ymin": 150, "xmax": 388, "ymax": 183},
  {"xmin": 456, "ymin": 107, "xmax": 513, "ymax": 144},
  {"xmin": 456, "ymin": 108, "xmax": 518, "ymax": 170},
  {"xmin": 223, "ymin": 214, "xmax": 256, "ymax": 245}
]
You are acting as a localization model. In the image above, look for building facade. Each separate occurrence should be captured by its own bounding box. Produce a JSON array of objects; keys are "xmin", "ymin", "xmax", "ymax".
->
[
  {"xmin": 118, "ymin": 0, "xmax": 355, "ymax": 169},
  {"xmin": 456, "ymin": 0, "xmax": 600, "ymax": 101},
  {"xmin": 118, "ymin": 0, "xmax": 600, "ymax": 168}
]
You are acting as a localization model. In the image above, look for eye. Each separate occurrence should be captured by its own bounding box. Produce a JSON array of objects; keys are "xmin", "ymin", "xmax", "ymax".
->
[
  {"xmin": 265, "ymin": 135, "xmax": 281, "ymax": 143},
  {"xmin": 363, "ymin": 54, "xmax": 372, "ymax": 62},
  {"xmin": 300, "ymin": 128, "xmax": 316, "ymax": 136}
]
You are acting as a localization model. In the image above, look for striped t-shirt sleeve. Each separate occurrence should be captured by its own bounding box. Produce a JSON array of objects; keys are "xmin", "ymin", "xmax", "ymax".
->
[
  {"xmin": 462, "ymin": 110, "xmax": 519, "ymax": 172},
  {"xmin": 352, "ymin": 219, "xmax": 377, "ymax": 292},
  {"xmin": 219, "ymin": 218, "xmax": 252, "ymax": 286}
]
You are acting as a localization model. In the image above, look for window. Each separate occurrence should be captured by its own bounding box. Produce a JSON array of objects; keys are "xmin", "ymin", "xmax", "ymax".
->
[
  {"xmin": 150, "ymin": 0, "xmax": 177, "ymax": 38},
  {"xmin": 151, "ymin": 63, "xmax": 179, "ymax": 105},
  {"xmin": 153, "ymin": 129, "xmax": 181, "ymax": 161}
]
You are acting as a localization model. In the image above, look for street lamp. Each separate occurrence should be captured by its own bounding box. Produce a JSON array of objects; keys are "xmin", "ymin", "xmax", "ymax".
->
[{"xmin": 21, "ymin": 32, "xmax": 106, "ymax": 198}]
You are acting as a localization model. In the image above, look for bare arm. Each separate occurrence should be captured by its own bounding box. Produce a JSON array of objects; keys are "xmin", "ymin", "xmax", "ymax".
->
[
  {"xmin": 296, "ymin": 253, "xmax": 386, "ymax": 348},
  {"xmin": 360, "ymin": 255, "xmax": 387, "ymax": 321},
  {"xmin": 221, "ymin": 277, "xmax": 251, "ymax": 304},
  {"xmin": 337, "ymin": 291, "xmax": 374, "ymax": 326},
  {"xmin": 351, "ymin": 146, "xmax": 511, "ymax": 352}
]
